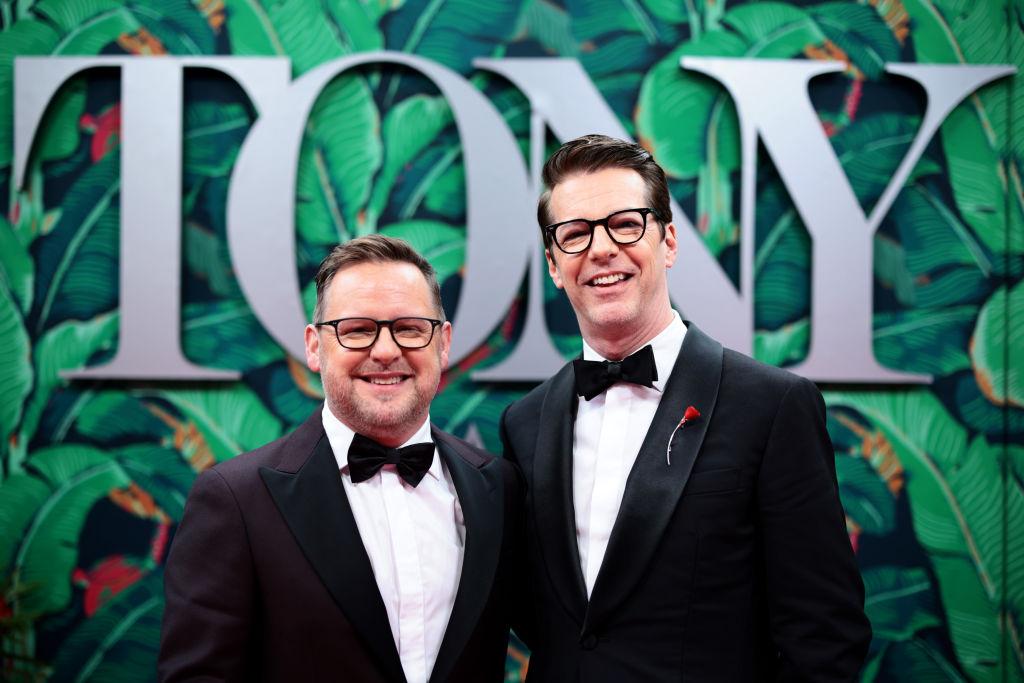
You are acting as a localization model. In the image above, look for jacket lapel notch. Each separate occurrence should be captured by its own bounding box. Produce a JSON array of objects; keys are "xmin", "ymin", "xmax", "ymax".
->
[
  {"xmin": 585, "ymin": 324, "xmax": 723, "ymax": 629},
  {"xmin": 261, "ymin": 433, "xmax": 407, "ymax": 683},
  {"xmin": 533, "ymin": 364, "xmax": 588, "ymax": 622},
  {"xmin": 429, "ymin": 432, "xmax": 502, "ymax": 683}
]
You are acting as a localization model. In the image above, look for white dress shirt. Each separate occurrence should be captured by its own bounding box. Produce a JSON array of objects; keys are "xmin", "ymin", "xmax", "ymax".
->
[
  {"xmin": 573, "ymin": 312, "xmax": 687, "ymax": 597},
  {"xmin": 322, "ymin": 406, "xmax": 465, "ymax": 683}
]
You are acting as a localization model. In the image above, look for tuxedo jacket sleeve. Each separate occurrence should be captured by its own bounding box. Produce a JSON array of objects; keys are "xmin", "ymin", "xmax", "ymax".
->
[
  {"xmin": 501, "ymin": 324, "xmax": 870, "ymax": 682},
  {"xmin": 159, "ymin": 410, "xmax": 523, "ymax": 683},
  {"xmin": 159, "ymin": 467, "xmax": 258, "ymax": 682}
]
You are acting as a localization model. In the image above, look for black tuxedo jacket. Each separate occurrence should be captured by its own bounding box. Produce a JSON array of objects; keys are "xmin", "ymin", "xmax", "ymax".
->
[
  {"xmin": 501, "ymin": 324, "xmax": 870, "ymax": 682},
  {"xmin": 159, "ymin": 409, "xmax": 522, "ymax": 683}
]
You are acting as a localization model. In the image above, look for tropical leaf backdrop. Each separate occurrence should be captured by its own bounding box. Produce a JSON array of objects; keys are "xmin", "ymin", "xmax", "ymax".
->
[{"xmin": 0, "ymin": 0, "xmax": 1021, "ymax": 681}]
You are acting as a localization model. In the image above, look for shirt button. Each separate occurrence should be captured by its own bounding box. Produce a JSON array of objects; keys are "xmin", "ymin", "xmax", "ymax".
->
[{"xmin": 580, "ymin": 633, "xmax": 598, "ymax": 650}]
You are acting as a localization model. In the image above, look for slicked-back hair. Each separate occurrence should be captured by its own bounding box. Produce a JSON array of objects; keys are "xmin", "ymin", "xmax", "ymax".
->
[
  {"xmin": 537, "ymin": 134, "xmax": 672, "ymax": 250},
  {"xmin": 311, "ymin": 235, "xmax": 445, "ymax": 324}
]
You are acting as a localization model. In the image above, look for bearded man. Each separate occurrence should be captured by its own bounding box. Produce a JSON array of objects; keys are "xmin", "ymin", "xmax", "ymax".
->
[{"xmin": 160, "ymin": 235, "xmax": 521, "ymax": 683}]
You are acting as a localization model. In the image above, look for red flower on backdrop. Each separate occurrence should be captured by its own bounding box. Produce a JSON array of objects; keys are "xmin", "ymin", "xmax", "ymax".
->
[
  {"xmin": 80, "ymin": 103, "xmax": 121, "ymax": 163},
  {"xmin": 72, "ymin": 555, "xmax": 144, "ymax": 617}
]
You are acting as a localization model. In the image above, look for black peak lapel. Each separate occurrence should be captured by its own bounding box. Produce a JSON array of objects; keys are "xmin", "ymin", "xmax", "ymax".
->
[
  {"xmin": 533, "ymin": 363, "xmax": 588, "ymax": 623},
  {"xmin": 260, "ymin": 433, "xmax": 406, "ymax": 683},
  {"xmin": 429, "ymin": 429, "xmax": 502, "ymax": 683},
  {"xmin": 585, "ymin": 323, "xmax": 723, "ymax": 630}
]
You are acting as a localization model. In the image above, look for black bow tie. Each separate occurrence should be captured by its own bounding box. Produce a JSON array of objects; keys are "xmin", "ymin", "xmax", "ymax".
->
[
  {"xmin": 573, "ymin": 344, "xmax": 658, "ymax": 401},
  {"xmin": 347, "ymin": 433, "xmax": 435, "ymax": 487}
]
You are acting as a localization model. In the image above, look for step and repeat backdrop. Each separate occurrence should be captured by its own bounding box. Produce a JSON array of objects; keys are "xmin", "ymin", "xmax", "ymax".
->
[{"xmin": 1, "ymin": 0, "xmax": 1022, "ymax": 680}]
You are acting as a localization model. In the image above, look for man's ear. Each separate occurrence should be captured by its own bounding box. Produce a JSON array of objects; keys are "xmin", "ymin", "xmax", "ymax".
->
[
  {"xmin": 663, "ymin": 222, "xmax": 678, "ymax": 269},
  {"xmin": 304, "ymin": 324, "xmax": 321, "ymax": 372},
  {"xmin": 546, "ymin": 249, "xmax": 565, "ymax": 289},
  {"xmin": 438, "ymin": 320, "xmax": 452, "ymax": 370}
]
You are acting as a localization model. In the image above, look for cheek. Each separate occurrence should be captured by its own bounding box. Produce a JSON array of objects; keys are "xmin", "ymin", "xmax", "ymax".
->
[{"xmin": 321, "ymin": 351, "xmax": 360, "ymax": 384}]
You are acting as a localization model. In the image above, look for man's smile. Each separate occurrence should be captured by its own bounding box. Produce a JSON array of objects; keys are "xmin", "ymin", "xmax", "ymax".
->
[
  {"xmin": 585, "ymin": 272, "xmax": 633, "ymax": 287},
  {"xmin": 359, "ymin": 372, "xmax": 412, "ymax": 386}
]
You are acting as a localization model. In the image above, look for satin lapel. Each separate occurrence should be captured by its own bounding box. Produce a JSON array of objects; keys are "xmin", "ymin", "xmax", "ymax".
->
[
  {"xmin": 532, "ymin": 363, "xmax": 588, "ymax": 623},
  {"xmin": 584, "ymin": 324, "xmax": 723, "ymax": 630},
  {"xmin": 429, "ymin": 430, "xmax": 502, "ymax": 683},
  {"xmin": 260, "ymin": 432, "xmax": 406, "ymax": 683}
]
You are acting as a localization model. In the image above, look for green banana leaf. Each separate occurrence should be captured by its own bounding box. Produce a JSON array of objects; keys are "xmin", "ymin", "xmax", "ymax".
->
[
  {"xmin": 836, "ymin": 453, "xmax": 897, "ymax": 535},
  {"xmin": 637, "ymin": 2, "xmax": 826, "ymax": 179},
  {"xmin": 0, "ymin": 214, "xmax": 35, "ymax": 314},
  {"xmin": 367, "ymin": 95, "xmax": 454, "ymax": 228},
  {"xmin": 32, "ymin": 154, "xmax": 119, "ymax": 331},
  {"xmin": 825, "ymin": 391, "xmax": 1022, "ymax": 681},
  {"xmin": 50, "ymin": 570, "xmax": 164, "ymax": 682},
  {"xmin": 73, "ymin": 391, "xmax": 172, "ymax": 445},
  {"xmin": 182, "ymin": 300, "xmax": 284, "ymax": 373},
  {"xmin": 873, "ymin": 307, "xmax": 975, "ymax": 377},
  {"xmin": 0, "ymin": 278, "xmax": 32, "ymax": 463},
  {"xmin": 807, "ymin": 2, "xmax": 900, "ymax": 80},
  {"xmin": 379, "ymin": 220, "xmax": 465, "ymax": 283},
  {"xmin": 970, "ymin": 283, "xmax": 1023, "ymax": 407},
  {"xmin": 297, "ymin": 74, "xmax": 381, "ymax": 240},
  {"xmin": 154, "ymin": 386, "xmax": 283, "ymax": 463},
  {"xmin": 9, "ymin": 445, "xmax": 131, "ymax": 614},
  {"xmin": 18, "ymin": 313, "xmax": 119, "ymax": 458},
  {"xmin": 862, "ymin": 566, "xmax": 942, "ymax": 641}
]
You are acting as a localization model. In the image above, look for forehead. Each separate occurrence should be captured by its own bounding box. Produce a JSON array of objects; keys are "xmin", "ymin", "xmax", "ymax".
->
[
  {"xmin": 322, "ymin": 260, "xmax": 435, "ymax": 318},
  {"xmin": 549, "ymin": 167, "xmax": 648, "ymax": 222}
]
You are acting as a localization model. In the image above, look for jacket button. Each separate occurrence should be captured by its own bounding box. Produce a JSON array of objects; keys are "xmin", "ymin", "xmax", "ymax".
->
[{"xmin": 580, "ymin": 633, "xmax": 598, "ymax": 650}]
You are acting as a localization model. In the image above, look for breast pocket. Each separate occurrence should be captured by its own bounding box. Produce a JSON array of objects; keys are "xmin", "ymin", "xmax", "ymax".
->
[{"xmin": 682, "ymin": 467, "xmax": 741, "ymax": 497}]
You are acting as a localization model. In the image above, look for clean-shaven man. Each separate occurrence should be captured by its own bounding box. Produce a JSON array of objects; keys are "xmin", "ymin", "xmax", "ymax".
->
[
  {"xmin": 160, "ymin": 235, "xmax": 521, "ymax": 682},
  {"xmin": 502, "ymin": 135, "xmax": 870, "ymax": 681}
]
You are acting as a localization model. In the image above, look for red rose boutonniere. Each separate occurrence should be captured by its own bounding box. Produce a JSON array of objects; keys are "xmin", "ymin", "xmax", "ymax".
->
[{"xmin": 666, "ymin": 405, "xmax": 701, "ymax": 465}]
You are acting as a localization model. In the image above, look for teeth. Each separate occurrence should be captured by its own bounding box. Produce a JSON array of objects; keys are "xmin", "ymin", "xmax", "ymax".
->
[
  {"xmin": 368, "ymin": 377, "xmax": 404, "ymax": 385},
  {"xmin": 591, "ymin": 273, "xmax": 626, "ymax": 286}
]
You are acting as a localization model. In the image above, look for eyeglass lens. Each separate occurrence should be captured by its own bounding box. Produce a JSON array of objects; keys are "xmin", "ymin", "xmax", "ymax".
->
[
  {"xmin": 554, "ymin": 209, "xmax": 647, "ymax": 253},
  {"xmin": 335, "ymin": 318, "xmax": 435, "ymax": 349}
]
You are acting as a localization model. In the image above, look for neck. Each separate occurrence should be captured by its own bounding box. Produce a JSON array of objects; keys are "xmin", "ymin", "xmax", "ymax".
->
[
  {"xmin": 582, "ymin": 307, "xmax": 675, "ymax": 361},
  {"xmin": 367, "ymin": 429, "xmax": 418, "ymax": 448}
]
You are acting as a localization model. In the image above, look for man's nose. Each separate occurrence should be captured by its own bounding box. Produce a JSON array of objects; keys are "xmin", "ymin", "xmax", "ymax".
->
[
  {"xmin": 589, "ymin": 223, "xmax": 619, "ymax": 259},
  {"xmin": 369, "ymin": 326, "xmax": 403, "ymax": 363}
]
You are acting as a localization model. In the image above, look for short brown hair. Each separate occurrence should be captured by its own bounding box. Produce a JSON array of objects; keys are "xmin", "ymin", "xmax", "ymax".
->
[
  {"xmin": 537, "ymin": 134, "xmax": 672, "ymax": 249},
  {"xmin": 312, "ymin": 235, "xmax": 444, "ymax": 323}
]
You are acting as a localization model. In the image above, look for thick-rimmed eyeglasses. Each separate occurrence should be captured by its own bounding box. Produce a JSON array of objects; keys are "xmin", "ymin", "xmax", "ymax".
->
[
  {"xmin": 545, "ymin": 207, "xmax": 657, "ymax": 254},
  {"xmin": 315, "ymin": 317, "xmax": 443, "ymax": 350}
]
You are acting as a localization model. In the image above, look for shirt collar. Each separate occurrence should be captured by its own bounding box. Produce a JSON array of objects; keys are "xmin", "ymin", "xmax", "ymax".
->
[
  {"xmin": 321, "ymin": 404, "xmax": 440, "ymax": 482},
  {"xmin": 581, "ymin": 311, "xmax": 686, "ymax": 392}
]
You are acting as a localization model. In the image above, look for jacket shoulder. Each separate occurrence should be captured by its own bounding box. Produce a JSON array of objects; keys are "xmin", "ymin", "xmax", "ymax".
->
[
  {"xmin": 209, "ymin": 410, "xmax": 324, "ymax": 482},
  {"xmin": 721, "ymin": 347, "xmax": 817, "ymax": 396},
  {"xmin": 433, "ymin": 427, "xmax": 496, "ymax": 468},
  {"xmin": 503, "ymin": 362, "xmax": 571, "ymax": 424}
]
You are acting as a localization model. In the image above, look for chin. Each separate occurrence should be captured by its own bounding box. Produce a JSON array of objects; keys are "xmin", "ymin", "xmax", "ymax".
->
[
  {"xmin": 331, "ymin": 393, "xmax": 423, "ymax": 437},
  {"xmin": 585, "ymin": 305, "xmax": 640, "ymax": 333}
]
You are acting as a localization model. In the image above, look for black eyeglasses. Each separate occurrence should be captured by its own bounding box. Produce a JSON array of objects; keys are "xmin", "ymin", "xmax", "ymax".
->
[
  {"xmin": 545, "ymin": 207, "xmax": 657, "ymax": 254},
  {"xmin": 315, "ymin": 317, "xmax": 443, "ymax": 350}
]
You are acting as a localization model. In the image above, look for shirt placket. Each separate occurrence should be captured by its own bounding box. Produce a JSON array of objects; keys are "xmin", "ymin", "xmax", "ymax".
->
[
  {"xmin": 381, "ymin": 468, "xmax": 428, "ymax": 683},
  {"xmin": 585, "ymin": 386, "xmax": 632, "ymax": 595}
]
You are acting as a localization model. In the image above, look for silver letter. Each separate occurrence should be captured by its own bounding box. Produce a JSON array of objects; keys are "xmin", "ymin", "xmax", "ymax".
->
[
  {"xmin": 475, "ymin": 58, "xmax": 753, "ymax": 372},
  {"xmin": 15, "ymin": 57, "xmax": 290, "ymax": 380},
  {"xmin": 682, "ymin": 57, "xmax": 1014, "ymax": 383},
  {"xmin": 227, "ymin": 52, "xmax": 535, "ymax": 369}
]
